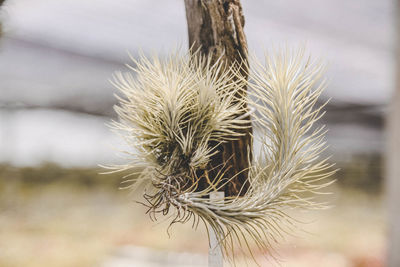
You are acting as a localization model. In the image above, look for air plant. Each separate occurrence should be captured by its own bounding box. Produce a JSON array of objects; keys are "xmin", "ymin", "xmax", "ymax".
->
[{"xmin": 104, "ymin": 48, "xmax": 335, "ymax": 264}]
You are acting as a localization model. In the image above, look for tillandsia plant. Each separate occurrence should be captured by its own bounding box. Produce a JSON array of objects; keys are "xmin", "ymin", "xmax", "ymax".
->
[{"xmin": 104, "ymin": 48, "xmax": 335, "ymax": 264}]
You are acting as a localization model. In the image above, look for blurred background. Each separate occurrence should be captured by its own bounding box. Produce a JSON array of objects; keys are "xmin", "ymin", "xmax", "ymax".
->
[{"xmin": 0, "ymin": 0, "xmax": 392, "ymax": 266}]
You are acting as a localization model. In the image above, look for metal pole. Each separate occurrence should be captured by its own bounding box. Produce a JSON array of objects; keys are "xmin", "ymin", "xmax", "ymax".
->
[{"xmin": 209, "ymin": 191, "xmax": 224, "ymax": 267}]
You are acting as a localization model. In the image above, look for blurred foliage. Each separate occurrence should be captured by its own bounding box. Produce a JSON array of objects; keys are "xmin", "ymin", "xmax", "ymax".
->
[
  {"xmin": 0, "ymin": 153, "xmax": 383, "ymax": 193},
  {"xmin": 335, "ymin": 153, "xmax": 383, "ymax": 192},
  {"xmin": 0, "ymin": 163, "xmax": 136, "ymax": 189}
]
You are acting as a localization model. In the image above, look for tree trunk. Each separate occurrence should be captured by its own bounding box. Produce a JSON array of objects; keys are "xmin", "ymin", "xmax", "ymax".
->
[
  {"xmin": 184, "ymin": 0, "xmax": 252, "ymax": 197},
  {"xmin": 387, "ymin": 2, "xmax": 400, "ymax": 265}
]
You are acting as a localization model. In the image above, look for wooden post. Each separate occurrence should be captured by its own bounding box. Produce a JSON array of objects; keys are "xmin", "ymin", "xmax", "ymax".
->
[
  {"xmin": 184, "ymin": 0, "xmax": 252, "ymax": 197},
  {"xmin": 183, "ymin": 1, "xmax": 249, "ymax": 265},
  {"xmin": 0, "ymin": 0, "xmax": 4, "ymax": 37},
  {"xmin": 209, "ymin": 191, "xmax": 224, "ymax": 267},
  {"xmin": 387, "ymin": 1, "xmax": 400, "ymax": 266}
]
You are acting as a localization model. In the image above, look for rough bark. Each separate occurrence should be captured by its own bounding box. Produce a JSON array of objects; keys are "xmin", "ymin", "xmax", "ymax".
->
[
  {"xmin": 387, "ymin": 2, "xmax": 400, "ymax": 265},
  {"xmin": 184, "ymin": 0, "xmax": 252, "ymax": 197}
]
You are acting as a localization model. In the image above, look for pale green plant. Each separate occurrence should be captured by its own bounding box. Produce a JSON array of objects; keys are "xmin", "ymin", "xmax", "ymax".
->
[{"xmin": 104, "ymin": 48, "xmax": 335, "ymax": 264}]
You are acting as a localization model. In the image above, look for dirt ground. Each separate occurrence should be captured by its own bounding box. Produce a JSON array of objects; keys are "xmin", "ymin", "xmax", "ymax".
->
[{"xmin": 0, "ymin": 179, "xmax": 386, "ymax": 267}]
